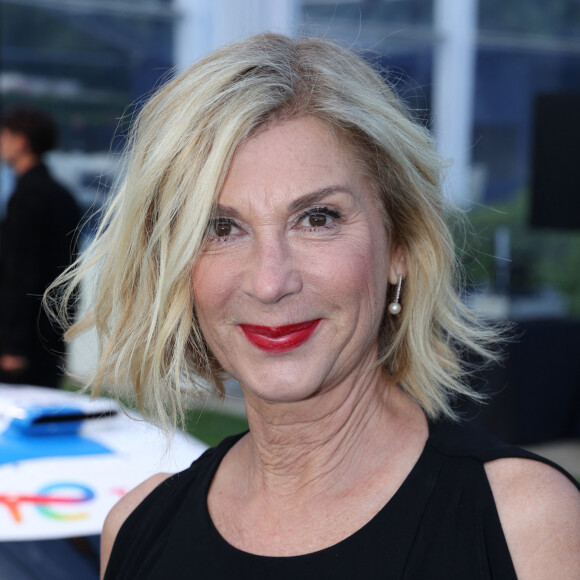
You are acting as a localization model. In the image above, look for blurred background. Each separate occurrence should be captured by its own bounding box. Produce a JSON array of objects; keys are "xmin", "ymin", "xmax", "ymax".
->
[{"xmin": 1, "ymin": 0, "xmax": 579, "ymax": 448}]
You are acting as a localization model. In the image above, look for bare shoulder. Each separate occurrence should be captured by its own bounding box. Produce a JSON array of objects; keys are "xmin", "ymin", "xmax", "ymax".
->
[
  {"xmin": 100, "ymin": 472, "xmax": 173, "ymax": 579},
  {"xmin": 485, "ymin": 457, "xmax": 580, "ymax": 580}
]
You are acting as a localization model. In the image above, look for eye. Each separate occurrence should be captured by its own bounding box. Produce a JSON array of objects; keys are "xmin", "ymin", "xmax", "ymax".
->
[
  {"xmin": 214, "ymin": 220, "xmax": 233, "ymax": 236},
  {"xmin": 297, "ymin": 207, "xmax": 342, "ymax": 229},
  {"xmin": 307, "ymin": 214, "xmax": 329, "ymax": 227},
  {"xmin": 207, "ymin": 218, "xmax": 241, "ymax": 239}
]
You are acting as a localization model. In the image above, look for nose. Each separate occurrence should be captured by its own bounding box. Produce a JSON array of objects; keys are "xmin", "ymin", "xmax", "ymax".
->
[{"xmin": 242, "ymin": 231, "xmax": 302, "ymax": 304}]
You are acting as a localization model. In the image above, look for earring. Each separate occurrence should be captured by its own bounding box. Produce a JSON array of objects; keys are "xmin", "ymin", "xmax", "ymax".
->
[{"xmin": 388, "ymin": 274, "xmax": 403, "ymax": 315}]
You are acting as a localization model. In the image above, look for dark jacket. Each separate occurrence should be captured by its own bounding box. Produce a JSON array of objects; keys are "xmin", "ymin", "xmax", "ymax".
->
[{"xmin": 0, "ymin": 163, "xmax": 81, "ymax": 384}]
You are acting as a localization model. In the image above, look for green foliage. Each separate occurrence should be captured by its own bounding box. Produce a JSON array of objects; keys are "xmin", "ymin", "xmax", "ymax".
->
[
  {"xmin": 463, "ymin": 191, "xmax": 580, "ymax": 317},
  {"xmin": 185, "ymin": 408, "xmax": 248, "ymax": 447}
]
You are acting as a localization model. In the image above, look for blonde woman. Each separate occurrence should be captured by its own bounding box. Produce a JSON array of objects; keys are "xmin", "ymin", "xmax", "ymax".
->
[{"xmin": 49, "ymin": 34, "xmax": 580, "ymax": 579}]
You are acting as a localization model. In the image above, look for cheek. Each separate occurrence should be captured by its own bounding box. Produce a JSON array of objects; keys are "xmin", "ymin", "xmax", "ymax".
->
[
  {"xmin": 331, "ymin": 231, "xmax": 386, "ymax": 285},
  {"xmin": 191, "ymin": 255, "xmax": 231, "ymax": 327},
  {"xmin": 304, "ymin": 235, "xmax": 388, "ymax": 315},
  {"xmin": 192, "ymin": 250, "xmax": 250, "ymax": 344}
]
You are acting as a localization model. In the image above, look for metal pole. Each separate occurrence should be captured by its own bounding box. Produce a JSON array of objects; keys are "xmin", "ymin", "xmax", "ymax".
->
[
  {"xmin": 432, "ymin": 0, "xmax": 479, "ymax": 206},
  {"xmin": 173, "ymin": 0, "xmax": 299, "ymax": 71}
]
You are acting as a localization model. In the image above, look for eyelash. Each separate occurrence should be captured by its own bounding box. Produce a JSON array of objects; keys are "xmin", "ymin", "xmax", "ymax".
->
[
  {"xmin": 206, "ymin": 217, "xmax": 241, "ymax": 242},
  {"xmin": 206, "ymin": 206, "xmax": 343, "ymax": 243},
  {"xmin": 296, "ymin": 206, "xmax": 342, "ymax": 230}
]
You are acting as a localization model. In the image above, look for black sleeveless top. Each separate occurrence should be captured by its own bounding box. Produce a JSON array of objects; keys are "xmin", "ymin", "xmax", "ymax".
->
[{"xmin": 105, "ymin": 420, "xmax": 579, "ymax": 579}]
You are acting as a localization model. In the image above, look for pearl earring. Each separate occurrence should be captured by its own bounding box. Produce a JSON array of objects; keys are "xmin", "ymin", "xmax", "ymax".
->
[{"xmin": 388, "ymin": 274, "xmax": 403, "ymax": 315}]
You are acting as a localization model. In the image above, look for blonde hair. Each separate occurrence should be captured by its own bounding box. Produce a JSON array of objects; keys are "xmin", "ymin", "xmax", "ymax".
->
[{"xmin": 47, "ymin": 33, "xmax": 499, "ymax": 427}]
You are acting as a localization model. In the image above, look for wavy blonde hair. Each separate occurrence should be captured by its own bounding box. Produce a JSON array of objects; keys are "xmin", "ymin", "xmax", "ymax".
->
[{"xmin": 46, "ymin": 33, "xmax": 499, "ymax": 428}]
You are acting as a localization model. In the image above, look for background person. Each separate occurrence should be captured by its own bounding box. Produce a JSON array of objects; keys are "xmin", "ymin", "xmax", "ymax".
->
[
  {"xmin": 49, "ymin": 34, "xmax": 580, "ymax": 579},
  {"xmin": 0, "ymin": 107, "xmax": 81, "ymax": 387}
]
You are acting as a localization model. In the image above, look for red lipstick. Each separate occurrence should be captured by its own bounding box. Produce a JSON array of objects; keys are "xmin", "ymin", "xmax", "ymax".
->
[{"xmin": 240, "ymin": 319, "xmax": 321, "ymax": 353}]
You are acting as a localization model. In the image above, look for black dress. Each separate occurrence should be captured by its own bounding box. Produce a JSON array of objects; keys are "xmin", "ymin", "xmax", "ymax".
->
[{"xmin": 105, "ymin": 420, "xmax": 580, "ymax": 579}]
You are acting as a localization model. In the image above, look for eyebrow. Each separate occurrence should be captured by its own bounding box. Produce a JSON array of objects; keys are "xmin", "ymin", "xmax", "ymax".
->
[
  {"xmin": 287, "ymin": 186, "xmax": 353, "ymax": 213},
  {"xmin": 214, "ymin": 185, "xmax": 353, "ymax": 218},
  {"xmin": 211, "ymin": 205, "xmax": 242, "ymax": 219}
]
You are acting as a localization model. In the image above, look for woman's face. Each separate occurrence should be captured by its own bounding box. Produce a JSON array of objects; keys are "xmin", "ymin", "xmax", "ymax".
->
[{"xmin": 192, "ymin": 117, "xmax": 401, "ymax": 403}]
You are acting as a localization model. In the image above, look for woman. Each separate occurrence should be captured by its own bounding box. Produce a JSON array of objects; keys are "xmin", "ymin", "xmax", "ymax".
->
[{"xmin": 50, "ymin": 34, "xmax": 580, "ymax": 579}]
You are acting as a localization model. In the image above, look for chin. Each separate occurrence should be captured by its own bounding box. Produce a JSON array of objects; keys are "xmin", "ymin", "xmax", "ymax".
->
[{"xmin": 237, "ymin": 368, "xmax": 330, "ymax": 405}]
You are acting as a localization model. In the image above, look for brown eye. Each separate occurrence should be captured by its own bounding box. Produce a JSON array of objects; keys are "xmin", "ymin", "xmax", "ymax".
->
[
  {"xmin": 298, "ymin": 207, "xmax": 341, "ymax": 230},
  {"xmin": 308, "ymin": 214, "xmax": 327, "ymax": 227},
  {"xmin": 214, "ymin": 221, "xmax": 232, "ymax": 236}
]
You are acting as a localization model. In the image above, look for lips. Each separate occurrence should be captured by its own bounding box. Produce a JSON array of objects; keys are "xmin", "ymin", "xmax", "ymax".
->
[{"xmin": 240, "ymin": 319, "xmax": 321, "ymax": 353}]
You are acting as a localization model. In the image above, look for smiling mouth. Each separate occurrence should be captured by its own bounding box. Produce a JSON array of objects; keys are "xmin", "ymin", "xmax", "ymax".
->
[{"xmin": 240, "ymin": 319, "xmax": 321, "ymax": 353}]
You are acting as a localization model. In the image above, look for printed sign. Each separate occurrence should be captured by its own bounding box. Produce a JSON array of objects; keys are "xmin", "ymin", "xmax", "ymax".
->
[{"xmin": 0, "ymin": 385, "xmax": 207, "ymax": 541}]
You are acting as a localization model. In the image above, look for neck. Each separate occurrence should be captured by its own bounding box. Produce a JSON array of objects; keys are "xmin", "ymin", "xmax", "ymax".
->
[{"xmin": 240, "ymin": 368, "xmax": 422, "ymax": 498}]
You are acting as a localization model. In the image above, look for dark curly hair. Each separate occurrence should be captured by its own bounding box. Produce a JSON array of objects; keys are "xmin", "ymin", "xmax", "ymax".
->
[{"xmin": 1, "ymin": 107, "xmax": 58, "ymax": 156}]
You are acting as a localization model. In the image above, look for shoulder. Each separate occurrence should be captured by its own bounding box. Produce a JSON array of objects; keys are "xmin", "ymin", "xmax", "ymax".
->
[
  {"xmin": 485, "ymin": 457, "xmax": 580, "ymax": 580},
  {"xmin": 99, "ymin": 437, "xmax": 239, "ymax": 577},
  {"xmin": 18, "ymin": 165, "xmax": 75, "ymax": 203},
  {"xmin": 429, "ymin": 419, "xmax": 580, "ymax": 577},
  {"xmin": 100, "ymin": 472, "xmax": 172, "ymax": 578}
]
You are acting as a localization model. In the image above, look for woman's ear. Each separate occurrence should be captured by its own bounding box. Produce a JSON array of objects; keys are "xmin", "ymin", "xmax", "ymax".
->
[{"xmin": 389, "ymin": 247, "xmax": 407, "ymax": 284}]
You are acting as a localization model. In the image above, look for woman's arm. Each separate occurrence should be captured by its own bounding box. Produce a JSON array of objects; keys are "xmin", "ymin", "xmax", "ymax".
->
[
  {"xmin": 100, "ymin": 472, "xmax": 172, "ymax": 580},
  {"xmin": 486, "ymin": 458, "xmax": 580, "ymax": 579}
]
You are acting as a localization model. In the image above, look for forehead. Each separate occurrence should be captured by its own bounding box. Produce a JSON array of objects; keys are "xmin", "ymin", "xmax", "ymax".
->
[{"xmin": 218, "ymin": 117, "xmax": 374, "ymax": 209}]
